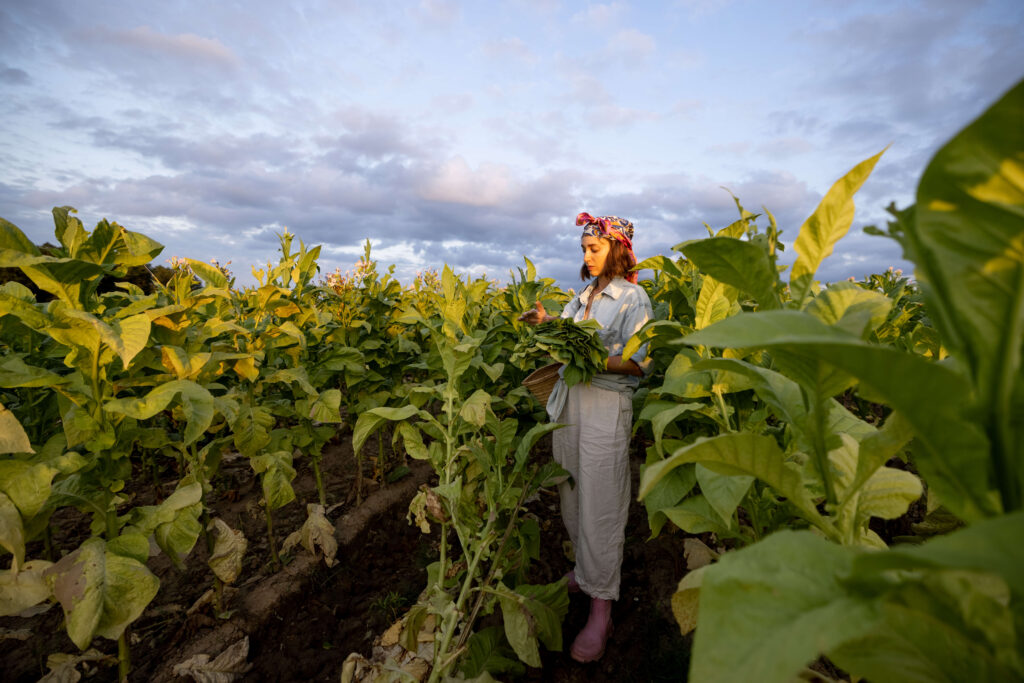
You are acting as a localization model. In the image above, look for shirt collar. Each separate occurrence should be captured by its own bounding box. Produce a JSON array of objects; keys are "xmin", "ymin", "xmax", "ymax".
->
[{"xmin": 579, "ymin": 277, "xmax": 625, "ymax": 304}]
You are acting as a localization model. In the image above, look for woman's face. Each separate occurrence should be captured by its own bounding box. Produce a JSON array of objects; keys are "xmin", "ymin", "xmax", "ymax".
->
[{"xmin": 581, "ymin": 235, "xmax": 611, "ymax": 277}]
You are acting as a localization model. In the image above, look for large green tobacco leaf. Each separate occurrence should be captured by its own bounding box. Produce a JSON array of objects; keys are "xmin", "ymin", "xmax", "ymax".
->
[
  {"xmin": 695, "ymin": 358, "xmax": 805, "ymax": 428},
  {"xmin": 789, "ymin": 148, "xmax": 886, "ymax": 305},
  {"xmin": 512, "ymin": 421, "xmax": 564, "ymax": 471},
  {"xmin": 824, "ymin": 513, "xmax": 1024, "ymax": 681},
  {"xmin": 496, "ymin": 579, "xmax": 569, "ymax": 667},
  {"xmin": 0, "ymin": 458, "xmax": 59, "ymax": 518},
  {"xmin": 0, "ymin": 559, "xmax": 53, "ymax": 616},
  {"xmin": 911, "ymin": 79, "xmax": 1024, "ymax": 511},
  {"xmin": 690, "ymin": 531, "xmax": 877, "ymax": 683},
  {"xmin": 461, "ymin": 625, "xmax": 526, "ymax": 678},
  {"xmin": 640, "ymin": 401, "xmax": 705, "ymax": 457},
  {"xmin": 233, "ymin": 404, "xmax": 274, "ymax": 457},
  {"xmin": 0, "ymin": 218, "xmax": 106, "ymax": 306},
  {"xmin": 66, "ymin": 212, "xmax": 163, "ymax": 268},
  {"xmin": 850, "ymin": 510, "xmax": 1024, "ymax": 597},
  {"xmin": 459, "ymin": 389, "xmax": 491, "ymax": 427},
  {"xmin": 684, "ymin": 311, "xmax": 999, "ymax": 521},
  {"xmin": 184, "ymin": 257, "xmax": 229, "ymax": 289},
  {"xmin": 681, "ymin": 237, "xmax": 780, "ymax": 310},
  {"xmin": 696, "ymin": 465, "xmax": 753, "ymax": 527},
  {"xmin": 45, "ymin": 537, "xmax": 160, "ymax": 649},
  {"xmin": 640, "ymin": 432, "xmax": 828, "ymax": 533},
  {"xmin": 303, "ymin": 388, "xmax": 343, "ymax": 423},
  {"xmin": 104, "ymin": 379, "xmax": 214, "ymax": 445},
  {"xmin": 641, "ymin": 456, "xmax": 697, "ymax": 537},
  {"xmin": 0, "ymin": 402, "xmax": 33, "ymax": 454},
  {"xmin": 804, "ymin": 282, "xmax": 892, "ymax": 338},
  {"xmin": 251, "ymin": 450, "xmax": 296, "ymax": 510},
  {"xmin": 49, "ymin": 307, "xmax": 151, "ymax": 368},
  {"xmin": 0, "ymin": 356, "xmax": 67, "ymax": 389},
  {"xmin": 661, "ymin": 494, "xmax": 733, "ymax": 536},
  {"xmin": 830, "ymin": 571, "xmax": 1022, "ymax": 682},
  {"xmin": 125, "ymin": 482, "xmax": 203, "ymax": 568},
  {"xmin": 0, "ymin": 491, "xmax": 25, "ymax": 569},
  {"xmin": 828, "ymin": 434, "xmax": 922, "ymax": 547},
  {"xmin": 693, "ymin": 275, "xmax": 738, "ymax": 331},
  {"xmin": 352, "ymin": 404, "xmax": 422, "ymax": 456}
]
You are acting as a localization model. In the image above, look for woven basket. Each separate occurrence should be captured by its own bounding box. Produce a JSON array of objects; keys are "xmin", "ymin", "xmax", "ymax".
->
[{"xmin": 522, "ymin": 363, "xmax": 562, "ymax": 408}]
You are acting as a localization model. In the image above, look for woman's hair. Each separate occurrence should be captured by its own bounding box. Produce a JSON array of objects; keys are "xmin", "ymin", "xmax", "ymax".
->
[{"xmin": 580, "ymin": 238, "xmax": 634, "ymax": 281}]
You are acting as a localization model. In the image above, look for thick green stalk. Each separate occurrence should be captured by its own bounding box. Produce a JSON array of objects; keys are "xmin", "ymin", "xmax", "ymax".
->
[
  {"xmin": 991, "ymin": 264, "xmax": 1024, "ymax": 512},
  {"xmin": 312, "ymin": 455, "xmax": 326, "ymax": 506},
  {"xmin": 430, "ymin": 518, "xmax": 495, "ymax": 683},
  {"xmin": 453, "ymin": 475, "xmax": 535, "ymax": 656},
  {"xmin": 117, "ymin": 633, "xmax": 130, "ymax": 682},
  {"xmin": 810, "ymin": 392, "xmax": 837, "ymax": 507},
  {"xmin": 713, "ymin": 387, "xmax": 734, "ymax": 433},
  {"xmin": 105, "ymin": 506, "xmax": 131, "ymax": 682}
]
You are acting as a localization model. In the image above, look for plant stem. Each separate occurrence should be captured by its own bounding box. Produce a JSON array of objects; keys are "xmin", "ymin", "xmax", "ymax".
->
[
  {"xmin": 811, "ymin": 392, "xmax": 837, "ymax": 507},
  {"xmin": 201, "ymin": 505, "xmax": 214, "ymax": 555},
  {"xmin": 991, "ymin": 264, "xmax": 1024, "ymax": 512},
  {"xmin": 355, "ymin": 452, "xmax": 363, "ymax": 506},
  {"xmin": 432, "ymin": 518, "xmax": 496, "ymax": 682},
  {"xmin": 265, "ymin": 503, "xmax": 281, "ymax": 570},
  {"xmin": 118, "ymin": 631, "xmax": 130, "ymax": 682},
  {"xmin": 106, "ymin": 507, "xmax": 131, "ymax": 682},
  {"xmin": 312, "ymin": 456, "xmax": 326, "ymax": 506},
  {"xmin": 713, "ymin": 387, "xmax": 734, "ymax": 433},
  {"xmin": 453, "ymin": 474, "xmax": 536, "ymax": 655}
]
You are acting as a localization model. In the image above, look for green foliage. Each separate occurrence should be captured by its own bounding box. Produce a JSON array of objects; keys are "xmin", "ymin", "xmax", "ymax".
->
[
  {"xmin": 662, "ymin": 77, "xmax": 1024, "ymax": 683},
  {"xmin": 512, "ymin": 317, "xmax": 608, "ymax": 387}
]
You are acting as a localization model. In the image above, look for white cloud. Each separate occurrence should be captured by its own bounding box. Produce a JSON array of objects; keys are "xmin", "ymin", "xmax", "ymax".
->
[
  {"xmin": 79, "ymin": 25, "xmax": 239, "ymax": 68},
  {"xmin": 584, "ymin": 103, "xmax": 659, "ymax": 128},
  {"xmin": 482, "ymin": 37, "xmax": 538, "ymax": 64},
  {"xmin": 418, "ymin": 157, "xmax": 520, "ymax": 207},
  {"xmin": 571, "ymin": 3, "xmax": 627, "ymax": 28},
  {"xmin": 756, "ymin": 137, "xmax": 815, "ymax": 159},
  {"xmin": 608, "ymin": 28, "xmax": 656, "ymax": 64}
]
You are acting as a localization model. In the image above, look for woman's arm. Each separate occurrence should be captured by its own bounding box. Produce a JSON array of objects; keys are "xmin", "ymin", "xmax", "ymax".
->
[{"xmin": 605, "ymin": 355, "xmax": 643, "ymax": 376}]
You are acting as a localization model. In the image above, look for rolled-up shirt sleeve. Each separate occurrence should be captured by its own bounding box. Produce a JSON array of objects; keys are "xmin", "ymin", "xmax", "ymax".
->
[
  {"xmin": 561, "ymin": 295, "xmax": 582, "ymax": 319},
  {"xmin": 622, "ymin": 290, "xmax": 654, "ymax": 375}
]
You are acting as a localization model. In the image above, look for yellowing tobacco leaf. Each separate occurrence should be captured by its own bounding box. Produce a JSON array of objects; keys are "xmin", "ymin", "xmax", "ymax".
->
[
  {"xmin": 172, "ymin": 636, "xmax": 253, "ymax": 682},
  {"xmin": 207, "ymin": 518, "xmax": 247, "ymax": 584},
  {"xmin": 281, "ymin": 504, "xmax": 337, "ymax": 568}
]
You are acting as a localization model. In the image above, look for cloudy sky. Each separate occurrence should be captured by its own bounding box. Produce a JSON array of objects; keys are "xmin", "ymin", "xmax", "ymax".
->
[{"xmin": 2, "ymin": 1, "xmax": 1022, "ymax": 290}]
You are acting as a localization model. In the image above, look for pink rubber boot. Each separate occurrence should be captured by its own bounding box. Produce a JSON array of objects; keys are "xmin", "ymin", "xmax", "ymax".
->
[
  {"xmin": 565, "ymin": 570, "xmax": 580, "ymax": 593},
  {"xmin": 570, "ymin": 597, "xmax": 613, "ymax": 662}
]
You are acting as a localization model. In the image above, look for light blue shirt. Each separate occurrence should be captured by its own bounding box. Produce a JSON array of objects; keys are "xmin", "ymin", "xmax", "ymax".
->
[{"xmin": 546, "ymin": 276, "xmax": 654, "ymax": 420}]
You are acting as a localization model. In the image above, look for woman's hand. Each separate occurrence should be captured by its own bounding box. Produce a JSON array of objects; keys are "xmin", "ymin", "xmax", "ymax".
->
[{"xmin": 518, "ymin": 300, "xmax": 553, "ymax": 326}]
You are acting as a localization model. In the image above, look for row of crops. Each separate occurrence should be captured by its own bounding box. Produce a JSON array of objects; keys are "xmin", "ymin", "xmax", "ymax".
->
[{"xmin": 2, "ymin": 80, "xmax": 1022, "ymax": 682}]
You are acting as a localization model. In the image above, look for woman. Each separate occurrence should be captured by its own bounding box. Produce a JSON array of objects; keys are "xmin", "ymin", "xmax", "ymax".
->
[{"xmin": 519, "ymin": 212, "xmax": 652, "ymax": 662}]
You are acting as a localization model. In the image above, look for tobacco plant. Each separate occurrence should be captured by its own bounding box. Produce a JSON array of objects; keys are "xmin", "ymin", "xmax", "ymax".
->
[
  {"xmin": 354, "ymin": 266, "xmax": 570, "ymax": 681},
  {"xmin": 0, "ymin": 210, "xmax": 213, "ymax": 680},
  {"xmin": 646, "ymin": 79, "xmax": 1024, "ymax": 682}
]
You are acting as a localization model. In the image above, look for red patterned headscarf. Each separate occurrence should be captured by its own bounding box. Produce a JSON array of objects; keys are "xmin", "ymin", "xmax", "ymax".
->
[{"xmin": 576, "ymin": 212, "xmax": 638, "ymax": 283}]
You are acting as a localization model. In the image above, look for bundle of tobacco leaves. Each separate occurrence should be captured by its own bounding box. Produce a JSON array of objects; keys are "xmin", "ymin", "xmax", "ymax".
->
[{"xmin": 512, "ymin": 317, "xmax": 608, "ymax": 387}]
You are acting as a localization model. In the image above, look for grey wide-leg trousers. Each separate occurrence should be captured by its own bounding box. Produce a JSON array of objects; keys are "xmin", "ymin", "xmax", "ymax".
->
[{"xmin": 552, "ymin": 382, "xmax": 632, "ymax": 600}]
